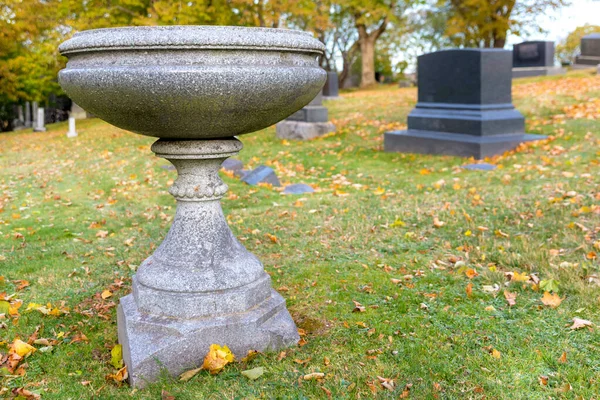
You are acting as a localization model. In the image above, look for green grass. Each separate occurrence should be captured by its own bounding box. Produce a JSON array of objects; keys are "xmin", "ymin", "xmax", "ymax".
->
[{"xmin": 1, "ymin": 70, "xmax": 600, "ymax": 399}]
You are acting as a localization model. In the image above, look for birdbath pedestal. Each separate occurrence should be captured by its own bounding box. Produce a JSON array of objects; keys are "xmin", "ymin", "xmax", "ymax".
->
[{"xmin": 58, "ymin": 26, "xmax": 326, "ymax": 387}]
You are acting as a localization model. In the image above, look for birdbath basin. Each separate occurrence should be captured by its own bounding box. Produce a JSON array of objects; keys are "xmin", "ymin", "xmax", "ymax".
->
[{"xmin": 59, "ymin": 26, "xmax": 325, "ymax": 387}]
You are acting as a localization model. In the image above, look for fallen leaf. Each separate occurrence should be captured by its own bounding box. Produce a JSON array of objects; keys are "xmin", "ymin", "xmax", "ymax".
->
[
  {"xmin": 101, "ymin": 290, "xmax": 112, "ymax": 299},
  {"xmin": 202, "ymin": 344, "xmax": 234, "ymax": 374},
  {"xmin": 111, "ymin": 344, "xmax": 123, "ymax": 369},
  {"xmin": 303, "ymin": 372, "xmax": 325, "ymax": 380},
  {"xmin": 161, "ymin": 390, "xmax": 176, "ymax": 400},
  {"xmin": 541, "ymin": 291, "xmax": 563, "ymax": 308},
  {"xmin": 491, "ymin": 349, "xmax": 501, "ymax": 359},
  {"xmin": 106, "ymin": 366, "xmax": 128, "ymax": 383},
  {"xmin": 466, "ymin": 282, "xmax": 473, "ymax": 297},
  {"xmin": 433, "ymin": 217, "xmax": 445, "ymax": 228},
  {"xmin": 558, "ymin": 351, "xmax": 567, "ymax": 363},
  {"xmin": 179, "ymin": 367, "xmax": 202, "ymax": 382},
  {"xmin": 241, "ymin": 349, "xmax": 260, "ymax": 363},
  {"xmin": 465, "ymin": 268, "xmax": 478, "ymax": 279},
  {"xmin": 539, "ymin": 375, "xmax": 548, "ymax": 386},
  {"xmin": 241, "ymin": 366, "xmax": 264, "ymax": 380},
  {"xmin": 377, "ymin": 376, "xmax": 395, "ymax": 391},
  {"xmin": 11, "ymin": 339, "xmax": 36, "ymax": 357},
  {"xmin": 504, "ymin": 290, "xmax": 516, "ymax": 306},
  {"xmin": 352, "ymin": 300, "xmax": 365, "ymax": 313}
]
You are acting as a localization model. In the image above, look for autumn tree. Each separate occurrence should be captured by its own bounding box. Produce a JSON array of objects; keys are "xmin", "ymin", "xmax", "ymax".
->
[
  {"xmin": 556, "ymin": 24, "xmax": 600, "ymax": 63},
  {"xmin": 442, "ymin": 0, "xmax": 569, "ymax": 48},
  {"xmin": 330, "ymin": 0, "xmax": 415, "ymax": 87}
]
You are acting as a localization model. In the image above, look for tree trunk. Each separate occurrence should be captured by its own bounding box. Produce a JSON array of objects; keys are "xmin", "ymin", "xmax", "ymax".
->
[
  {"xmin": 493, "ymin": 35, "xmax": 506, "ymax": 48},
  {"xmin": 355, "ymin": 17, "xmax": 387, "ymax": 88},
  {"xmin": 359, "ymin": 37, "xmax": 376, "ymax": 88}
]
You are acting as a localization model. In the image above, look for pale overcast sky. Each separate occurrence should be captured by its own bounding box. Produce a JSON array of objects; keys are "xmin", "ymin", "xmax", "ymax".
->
[{"xmin": 509, "ymin": 0, "xmax": 600, "ymax": 44}]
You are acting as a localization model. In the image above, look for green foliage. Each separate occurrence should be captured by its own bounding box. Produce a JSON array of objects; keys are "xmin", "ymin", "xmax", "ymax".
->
[{"xmin": 556, "ymin": 24, "xmax": 600, "ymax": 63}]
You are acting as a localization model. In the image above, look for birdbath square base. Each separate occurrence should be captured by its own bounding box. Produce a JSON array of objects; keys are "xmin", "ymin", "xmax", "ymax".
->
[
  {"xmin": 117, "ymin": 138, "xmax": 299, "ymax": 387},
  {"xmin": 118, "ymin": 288, "xmax": 297, "ymax": 387}
]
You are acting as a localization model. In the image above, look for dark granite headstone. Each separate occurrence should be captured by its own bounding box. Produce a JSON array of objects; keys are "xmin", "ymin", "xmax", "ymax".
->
[
  {"xmin": 384, "ymin": 49, "xmax": 546, "ymax": 159},
  {"xmin": 241, "ymin": 165, "xmax": 281, "ymax": 187},
  {"xmin": 323, "ymin": 71, "xmax": 339, "ymax": 98},
  {"xmin": 574, "ymin": 33, "xmax": 600, "ymax": 67},
  {"xmin": 513, "ymin": 41, "xmax": 553, "ymax": 68},
  {"xmin": 282, "ymin": 183, "xmax": 314, "ymax": 194},
  {"xmin": 512, "ymin": 41, "xmax": 565, "ymax": 78}
]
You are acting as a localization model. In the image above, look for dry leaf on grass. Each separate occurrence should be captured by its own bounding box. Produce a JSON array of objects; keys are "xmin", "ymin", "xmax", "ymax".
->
[
  {"xmin": 541, "ymin": 292, "xmax": 563, "ymax": 308},
  {"xmin": 570, "ymin": 317, "xmax": 593, "ymax": 330},
  {"xmin": 504, "ymin": 290, "xmax": 516, "ymax": 306}
]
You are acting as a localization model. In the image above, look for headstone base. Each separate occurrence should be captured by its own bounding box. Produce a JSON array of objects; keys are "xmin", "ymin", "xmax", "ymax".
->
[
  {"xmin": 512, "ymin": 66, "xmax": 566, "ymax": 78},
  {"xmin": 384, "ymin": 130, "xmax": 546, "ymax": 159},
  {"xmin": 118, "ymin": 290, "xmax": 299, "ymax": 388},
  {"xmin": 574, "ymin": 55, "xmax": 600, "ymax": 67},
  {"xmin": 33, "ymin": 127, "xmax": 47, "ymax": 132},
  {"xmin": 276, "ymin": 121, "xmax": 335, "ymax": 141}
]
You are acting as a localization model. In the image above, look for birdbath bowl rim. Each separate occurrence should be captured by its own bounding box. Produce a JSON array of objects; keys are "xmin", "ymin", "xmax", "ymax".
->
[{"xmin": 58, "ymin": 25, "xmax": 326, "ymax": 140}]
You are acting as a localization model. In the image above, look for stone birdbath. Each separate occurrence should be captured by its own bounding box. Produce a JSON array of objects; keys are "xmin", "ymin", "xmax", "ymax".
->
[{"xmin": 58, "ymin": 26, "xmax": 325, "ymax": 387}]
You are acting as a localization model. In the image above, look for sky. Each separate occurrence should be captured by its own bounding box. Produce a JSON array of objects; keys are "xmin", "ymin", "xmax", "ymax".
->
[{"xmin": 508, "ymin": 0, "xmax": 600, "ymax": 45}]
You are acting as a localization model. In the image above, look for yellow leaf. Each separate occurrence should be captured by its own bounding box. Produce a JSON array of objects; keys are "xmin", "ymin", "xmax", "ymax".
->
[
  {"xmin": 25, "ymin": 303, "xmax": 44, "ymax": 312},
  {"xmin": 491, "ymin": 349, "xmax": 501, "ymax": 359},
  {"xmin": 373, "ymin": 187, "xmax": 385, "ymax": 195},
  {"xmin": 111, "ymin": 344, "xmax": 123, "ymax": 369},
  {"xmin": 509, "ymin": 271, "xmax": 529, "ymax": 282},
  {"xmin": 464, "ymin": 230, "xmax": 472, "ymax": 236},
  {"xmin": 241, "ymin": 349, "xmax": 260, "ymax": 363},
  {"xmin": 202, "ymin": 344, "xmax": 234, "ymax": 374},
  {"xmin": 11, "ymin": 339, "xmax": 36, "ymax": 357},
  {"xmin": 390, "ymin": 218, "xmax": 405, "ymax": 228},
  {"xmin": 433, "ymin": 217, "xmax": 445, "ymax": 228},
  {"xmin": 101, "ymin": 290, "xmax": 112, "ymax": 299},
  {"xmin": 541, "ymin": 292, "xmax": 563, "ymax": 308}
]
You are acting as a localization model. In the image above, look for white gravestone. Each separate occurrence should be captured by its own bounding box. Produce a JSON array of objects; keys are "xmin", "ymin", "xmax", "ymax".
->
[
  {"xmin": 33, "ymin": 107, "xmax": 46, "ymax": 132},
  {"xmin": 67, "ymin": 116, "xmax": 78, "ymax": 137}
]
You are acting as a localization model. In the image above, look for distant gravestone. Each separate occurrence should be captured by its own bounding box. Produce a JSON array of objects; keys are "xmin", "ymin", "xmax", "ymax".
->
[
  {"xmin": 24, "ymin": 101, "xmax": 31, "ymax": 128},
  {"xmin": 512, "ymin": 41, "xmax": 565, "ymax": 78},
  {"xmin": 70, "ymin": 102, "xmax": 88, "ymax": 119},
  {"xmin": 276, "ymin": 92, "xmax": 335, "ymax": 140},
  {"xmin": 221, "ymin": 158, "xmax": 244, "ymax": 172},
  {"xmin": 67, "ymin": 116, "xmax": 78, "ymax": 137},
  {"xmin": 282, "ymin": 183, "xmax": 314, "ymax": 194},
  {"xmin": 384, "ymin": 49, "xmax": 546, "ymax": 159},
  {"xmin": 241, "ymin": 165, "xmax": 281, "ymax": 187},
  {"xmin": 32, "ymin": 101, "xmax": 39, "ymax": 127},
  {"xmin": 323, "ymin": 71, "xmax": 339, "ymax": 98},
  {"xmin": 462, "ymin": 163, "xmax": 497, "ymax": 171},
  {"xmin": 33, "ymin": 107, "xmax": 46, "ymax": 132},
  {"xmin": 574, "ymin": 33, "xmax": 600, "ymax": 68}
]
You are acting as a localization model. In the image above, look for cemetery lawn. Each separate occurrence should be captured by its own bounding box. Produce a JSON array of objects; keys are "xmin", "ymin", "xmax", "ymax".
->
[{"xmin": 2, "ymin": 69, "xmax": 600, "ymax": 399}]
